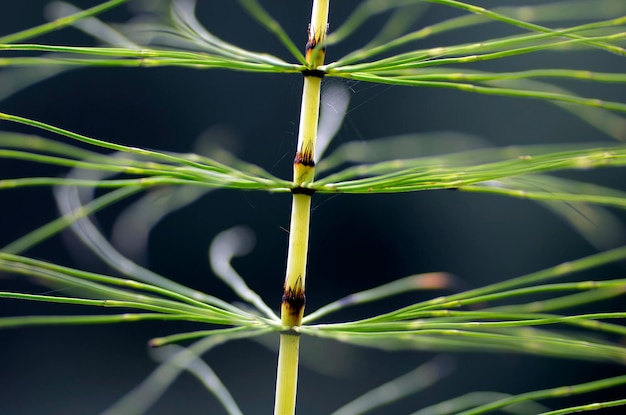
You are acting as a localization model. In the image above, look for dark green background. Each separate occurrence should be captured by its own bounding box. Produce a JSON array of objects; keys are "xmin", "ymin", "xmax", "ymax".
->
[{"xmin": 1, "ymin": 1, "xmax": 624, "ymax": 414}]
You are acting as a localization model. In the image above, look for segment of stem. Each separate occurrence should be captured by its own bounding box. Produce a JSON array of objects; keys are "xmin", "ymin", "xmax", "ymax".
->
[{"xmin": 273, "ymin": 1, "xmax": 329, "ymax": 414}]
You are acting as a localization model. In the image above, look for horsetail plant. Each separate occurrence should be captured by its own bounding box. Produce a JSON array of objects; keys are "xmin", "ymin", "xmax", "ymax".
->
[{"xmin": 1, "ymin": 0, "xmax": 626, "ymax": 414}]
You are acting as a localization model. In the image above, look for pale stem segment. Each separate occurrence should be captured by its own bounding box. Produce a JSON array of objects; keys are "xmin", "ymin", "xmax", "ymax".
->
[{"xmin": 274, "ymin": 1, "xmax": 329, "ymax": 414}]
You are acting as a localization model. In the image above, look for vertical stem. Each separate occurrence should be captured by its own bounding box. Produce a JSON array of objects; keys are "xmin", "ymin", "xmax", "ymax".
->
[
  {"xmin": 273, "ymin": 328, "xmax": 302, "ymax": 415},
  {"xmin": 274, "ymin": 1, "xmax": 329, "ymax": 414}
]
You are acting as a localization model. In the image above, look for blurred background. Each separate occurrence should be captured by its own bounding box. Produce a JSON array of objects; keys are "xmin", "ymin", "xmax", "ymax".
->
[{"xmin": 1, "ymin": 1, "xmax": 625, "ymax": 414}]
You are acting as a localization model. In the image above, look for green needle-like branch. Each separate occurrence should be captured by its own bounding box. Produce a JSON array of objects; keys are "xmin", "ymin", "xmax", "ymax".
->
[
  {"xmin": 458, "ymin": 375, "xmax": 626, "ymax": 415},
  {"xmin": 0, "ymin": 0, "xmax": 129, "ymax": 44}
]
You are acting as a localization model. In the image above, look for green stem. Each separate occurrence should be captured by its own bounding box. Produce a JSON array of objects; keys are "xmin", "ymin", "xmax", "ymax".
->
[
  {"xmin": 273, "ymin": 1, "xmax": 329, "ymax": 414},
  {"xmin": 274, "ymin": 332, "xmax": 302, "ymax": 414}
]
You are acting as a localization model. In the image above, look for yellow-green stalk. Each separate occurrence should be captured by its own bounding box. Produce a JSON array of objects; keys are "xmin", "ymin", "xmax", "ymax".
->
[{"xmin": 273, "ymin": 1, "xmax": 329, "ymax": 414}]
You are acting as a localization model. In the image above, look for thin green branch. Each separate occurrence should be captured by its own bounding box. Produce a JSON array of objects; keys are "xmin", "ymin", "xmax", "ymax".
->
[
  {"xmin": 358, "ymin": 246, "xmax": 626, "ymax": 322},
  {"xmin": 0, "ymin": 149, "xmax": 190, "ymax": 178},
  {"xmin": 301, "ymin": 326, "xmax": 626, "ymax": 362},
  {"xmin": 327, "ymin": 7, "xmax": 626, "ymax": 68},
  {"xmin": 237, "ymin": 0, "xmax": 307, "ymax": 65},
  {"xmin": 456, "ymin": 375, "xmax": 626, "ymax": 415},
  {"xmin": 0, "ymin": 0, "xmax": 129, "ymax": 44},
  {"xmin": 392, "ymin": 69, "xmax": 626, "ymax": 84},
  {"xmin": 0, "ymin": 292, "xmax": 220, "ymax": 322},
  {"xmin": 0, "ymin": 113, "xmax": 291, "ymax": 190},
  {"xmin": 0, "ymin": 56, "xmax": 296, "ymax": 73},
  {"xmin": 538, "ymin": 398, "xmax": 626, "ymax": 415},
  {"xmin": 325, "ymin": 0, "xmax": 421, "ymax": 46},
  {"xmin": 408, "ymin": 280, "xmax": 626, "ymax": 314},
  {"xmin": 0, "ymin": 254, "xmax": 234, "ymax": 314},
  {"xmin": 410, "ymin": 391, "xmax": 547, "ymax": 415},
  {"xmin": 0, "ymin": 313, "xmax": 198, "ymax": 329},
  {"xmin": 304, "ymin": 272, "xmax": 455, "ymax": 323},
  {"xmin": 462, "ymin": 181, "xmax": 626, "ymax": 210},
  {"xmin": 492, "ymin": 287, "xmax": 626, "ymax": 314},
  {"xmin": 0, "ymin": 177, "xmax": 196, "ymax": 190},
  {"xmin": 326, "ymin": 73, "xmax": 626, "ymax": 119},
  {"xmin": 0, "ymin": 132, "xmax": 103, "ymax": 160},
  {"xmin": 330, "ymin": 30, "xmax": 626, "ymax": 73},
  {"xmin": 0, "ymin": 257, "xmax": 253, "ymax": 324},
  {"xmin": 426, "ymin": 0, "xmax": 625, "ymax": 55},
  {"xmin": 384, "ymin": 32, "xmax": 626, "ymax": 72},
  {"xmin": 314, "ymin": 146, "xmax": 626, "ymax": 193},
  {"xmin": 313, "ymin": 309, "xmax": 626, "ymax": 337},
  {"xmin": 2, "ymin": 187, "xmax": 141, "ymax": 254}
]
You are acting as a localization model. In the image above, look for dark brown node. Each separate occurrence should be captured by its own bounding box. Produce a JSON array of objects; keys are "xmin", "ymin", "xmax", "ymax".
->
[
  {"xmin": 305, "ymin": 38, "xmax": 318, "ymax": 52},
  {"xmin": 282, "ymin": 287, "xmax": 306, "ymax": 317},
  {"xmin": 305, "ymin": 24, "xmax": 323, "ymax": 52},
  {"xmin": 302, "ymin": 69, "xmax": 326, "ymax": 78},
  {"xmin": 305, "ymin": 24, "xmax": 327, "ymax": 63},
  {"xmin": 306, "ymin": 42, "xmax": 327, "ymax": 54},
  {"xmin": 294, "ymin": 150, "xmax": 315, "ymax": 167},
  {"xmin": 280, "ymin": 327, "xmax": 301, "ymax": 336},
  {"xmin": 291, "ymin": 186, "xmax": 316, "ymax": 196}
]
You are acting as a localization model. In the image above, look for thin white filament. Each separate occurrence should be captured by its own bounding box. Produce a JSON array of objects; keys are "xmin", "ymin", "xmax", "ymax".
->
[
  {"xmin": 54, "ymin": 159, "xmax": 243, "ymax": 313},
  {"xmin": 330, "ymin": 355, "xmax": 455, "ymax": 415},
  {"xmin": 209, "ymin": 226, "xmax": 280, "ymax": 322},
  {"xmin": 316, "ymin": 83, "xmax": 351, "ymax": 162},
  {"xmin": 151, "ymin": 344, "xmax": 243, "ymax": 415}
]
